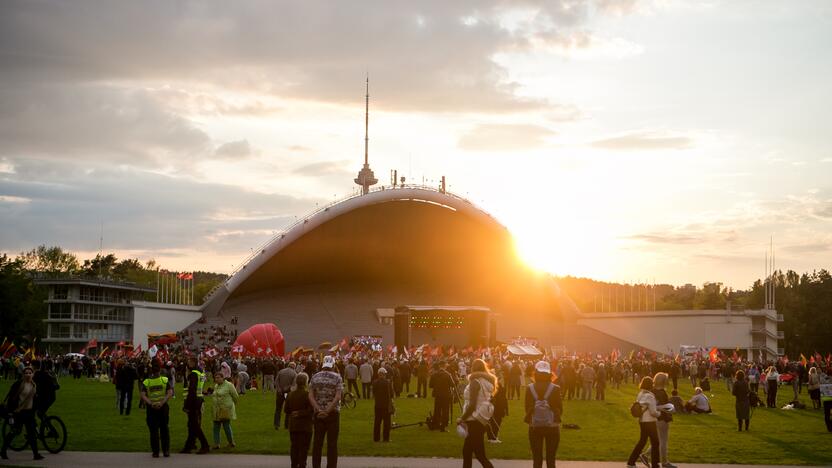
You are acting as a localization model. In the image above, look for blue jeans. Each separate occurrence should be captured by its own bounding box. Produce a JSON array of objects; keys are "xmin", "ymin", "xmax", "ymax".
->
[{"xmin": 213, "ymin": 420, "xmax": 233, "ymax": 446}]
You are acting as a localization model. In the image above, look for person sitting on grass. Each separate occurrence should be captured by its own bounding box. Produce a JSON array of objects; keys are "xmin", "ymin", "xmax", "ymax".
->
[{"xmin": 684, "ymin": 387, "xmax": 711, "ymax": 414}]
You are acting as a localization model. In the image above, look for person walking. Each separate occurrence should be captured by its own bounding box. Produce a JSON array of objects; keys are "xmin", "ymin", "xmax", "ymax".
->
[
  {"xmin": 372, "ymin": 367, "xmax": 394, "ymax": 442},
  {"xmin": 487, "ymin": 370, "xmax": 508, "ymax": 444},
  {"xmin": 653, "ymin": 372, "xmax": 676, "ymax": 468},
  {"xmin": 524, "ymin": 360, "xmax": 562, "ymax": 468},
  {"xmin": 1, "ymin": 367, "xmax": 44, "ymax": 461},
  {"xmin": 458, "ymin": 359, "xmax": 497, "ymax": 468},
  {"xmin": 286, "ymin": 373, "xmax": 314, "ymax": 468},
  {"xmin": 309, "ymin": 355, "xmax": 343, "ymax": 468},
  {"xmin": 275, "ymin": 362, "xmax": 297, "ymax": 430},
  {"xmin": 732, "ymin": 370, "xmax": 751, "ymax": 431},
  {"xmin": 209, "ymin": 371, "xmax": 238, "ymax": 449},
  {"xmin": 180, "ymin": 356, "xmax": 210, "ymax": 454},
  {"xmin": 626, "ymin": 377, "xmax": 660, "ymax": 468},
  {"xmin": 765, "ymin": 366, "xmax": 779, "ymax": 408},
  {"xmin": 359, "ymin": 360, "xmax": 374, "ymax": 399},
  {"xmin": 140, "ymin": 361, "xmax": 174, "ymax": 458}
]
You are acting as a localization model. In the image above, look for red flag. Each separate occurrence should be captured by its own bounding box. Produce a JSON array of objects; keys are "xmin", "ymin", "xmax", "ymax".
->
[
  {"xmin": 3, "ymin": 344, "xmax": 17, "ymax": 358},
  {"xmin": 339, "ymin": 338, "xmax": 348, "ymax": 351},
  {"xmin": 708, "ymin": 347, "xmax": 719, "ymax": 363},
  {"xmin": 0, "ymin": 337, "xmax": 8, "ymax": 354},
  {"xmin": 177, "ymin": 272, "xmax": 193, "ymax": 280},
  {"xmin": 130, "ymin": 344, "xmax": 143, "ymax": 358},
  {"xmin": 80, "ymin": 338, "xmax": 98, "ymax": 355}
]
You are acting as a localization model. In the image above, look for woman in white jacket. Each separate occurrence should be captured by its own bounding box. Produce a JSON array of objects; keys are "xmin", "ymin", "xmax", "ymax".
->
[{"xmin": 627, "ymin": 377, "xmax": 661, "ymax": 468}]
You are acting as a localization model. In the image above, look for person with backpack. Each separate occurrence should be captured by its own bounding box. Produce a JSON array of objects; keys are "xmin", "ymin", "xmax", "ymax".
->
[
  {"xmin": 457, "ymin": 359, "xmax": 497, "ymax": 468},
  {"xmin": 524, "ymin": 360, "xmax": 562, "ymax": 468},
  {"xmin": 626, "ymin": 376, "xmax": 661, "ymax": 468}
]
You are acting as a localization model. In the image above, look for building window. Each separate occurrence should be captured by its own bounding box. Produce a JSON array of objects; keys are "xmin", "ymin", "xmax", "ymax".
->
[
  {"xmin": 49, "ymin": 303, "xmax": 72, "ymax": 319},
  {"xmin": 53, "ymin": 285, "xmax": 69, "ymax": 300},
  {"xmin": 49, "ymin": 323, "xmax": 71, "ymax": 338}
]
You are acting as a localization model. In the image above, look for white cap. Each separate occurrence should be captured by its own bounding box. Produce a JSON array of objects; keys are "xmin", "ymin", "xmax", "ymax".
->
[
  {"xmin": 322, "ymin": 355, "xmax": 335, "ymax": 369},
  {"xmin": 534, "ymin": 360, "xmax": 551, "ymax": 374},
  {"xmin": 378, "ymin": 367, "xmax": 387, "ymax": 374}
]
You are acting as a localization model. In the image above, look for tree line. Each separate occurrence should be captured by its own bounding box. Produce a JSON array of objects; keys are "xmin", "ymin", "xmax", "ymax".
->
[
  {"xmin": 557, "ymin": 271, "xmax": 832, "ymax": 356},
  {"xmin": 1, "ymin": 245, "xmax": 227, "ymax": 343}
]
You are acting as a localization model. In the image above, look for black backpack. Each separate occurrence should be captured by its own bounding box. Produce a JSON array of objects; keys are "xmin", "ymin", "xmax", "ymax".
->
[{"xmin": 630, "ymin": 401, "xmax": 644, "ymax": 418}]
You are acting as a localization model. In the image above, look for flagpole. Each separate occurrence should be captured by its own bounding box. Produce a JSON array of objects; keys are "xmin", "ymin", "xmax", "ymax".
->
[{"xmin": 156, "ymin": 267, "xmax": 160, "ymax": 302}]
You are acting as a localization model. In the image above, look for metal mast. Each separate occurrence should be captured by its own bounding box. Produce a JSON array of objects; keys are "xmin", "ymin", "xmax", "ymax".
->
[{"xmin": 354, "ymin": 76, "xmax": 378, "ymax": 195}]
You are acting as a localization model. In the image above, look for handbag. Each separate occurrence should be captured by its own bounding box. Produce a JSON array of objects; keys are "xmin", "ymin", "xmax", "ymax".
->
[
  {"xmin": 216, "ymin": 405, "xmax": 232, "ymax": 421},
  {"xmin": 456, "ymin": 421, "xmax": 468, "ymax": 438}
]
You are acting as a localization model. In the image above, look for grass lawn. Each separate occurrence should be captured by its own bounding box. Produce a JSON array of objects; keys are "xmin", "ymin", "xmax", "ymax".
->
[{"xmin": 1, "ymin": 376, "xmax": 829, "ymax": 465}]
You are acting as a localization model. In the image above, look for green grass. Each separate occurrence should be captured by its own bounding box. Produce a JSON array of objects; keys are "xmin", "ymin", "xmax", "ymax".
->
[{"xmin": 1, "ymin": 377, "xmax": 829, "ymax": 465}]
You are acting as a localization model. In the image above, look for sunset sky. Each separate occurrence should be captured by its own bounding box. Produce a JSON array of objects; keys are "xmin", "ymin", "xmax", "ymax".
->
[{"xmin": 1, "ymin": 0, "xmax": 830, "ymax": 289}]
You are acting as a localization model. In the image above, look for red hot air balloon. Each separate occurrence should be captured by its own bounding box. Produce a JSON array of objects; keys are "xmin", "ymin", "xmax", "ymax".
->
[{"xmin": 233, "ymin": 323, "xmax": 285, "ymax": 357}]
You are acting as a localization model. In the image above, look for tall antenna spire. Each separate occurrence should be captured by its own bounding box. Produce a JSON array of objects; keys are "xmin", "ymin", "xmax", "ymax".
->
[
  {"xmin": 354, "ymin": 75, "xmax": 378, "ymax": 195},
  {"xmin": 364, "ymin": 75, "xmax": 369, "ymax": 166}
]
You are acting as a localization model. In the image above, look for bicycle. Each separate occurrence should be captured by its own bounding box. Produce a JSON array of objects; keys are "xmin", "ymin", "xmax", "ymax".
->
[
  {"xmin": 341, "ymin": 391, "xmax": 358, "ymax": 409},
  {"xmin": 2, "ymin": 412, "xmax": 67, "ymax": 454}
]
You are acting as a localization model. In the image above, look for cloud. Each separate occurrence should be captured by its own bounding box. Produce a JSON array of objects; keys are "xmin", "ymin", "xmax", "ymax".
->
[
  {"xmin": 0, "ymin": 83, "xmax": 211, "ymax": 166},
  {"xmin": 591, "ymin": 131, "xmax": 693, "ymax": 151},
  {"xmin": 0, "ymin": 158, "xmax": 320, "ymax": 255},
  {"xmin": 0, "ymin": 0, "xmax": 635, "ymax": 114},
  {"xmin": 458, "ymin": 124, "xmax": 556, "ymax": 151},
  {"xmin": 215, "ymin": 140, "xmax": 254, "ymax": 159},
  {"xmin": 293, "ymin": 160, "xmax": 352, "ymax": 177},
  {"xmin": 626, "ymin": 229, "xmax": 738, "ymax": 246}
]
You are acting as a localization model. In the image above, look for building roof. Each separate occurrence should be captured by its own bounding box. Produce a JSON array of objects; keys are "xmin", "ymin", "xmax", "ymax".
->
[{"xmin": 34, "ymin": 276, "xmax": 155, "ymax": 293}]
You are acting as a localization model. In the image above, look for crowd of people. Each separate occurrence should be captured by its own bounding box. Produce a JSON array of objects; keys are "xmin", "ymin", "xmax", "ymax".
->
[{"xmin": 2, "ymin": 345, "xmax": 831, "ymax": 466}]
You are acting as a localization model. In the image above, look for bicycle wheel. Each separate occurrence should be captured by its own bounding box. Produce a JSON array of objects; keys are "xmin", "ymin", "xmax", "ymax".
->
[
  {"xmin": 40, "ymin": 416, "xmax": 67, "ymax": 454},
  {"xmin": 343, "ymin": 393, "xmax": 357, "ymax": 409},
  {"xmin": 1, "ymin": 418, "xmax": 27, "ymax": 452}
]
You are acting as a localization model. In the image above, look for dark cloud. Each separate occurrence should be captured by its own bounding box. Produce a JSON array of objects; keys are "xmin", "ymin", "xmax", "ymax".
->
[
  {"xmin": 457, "ymin": 124, "xmax": 556, "ymax": 151},
  {"xmin": 591, "ymin": 131, "xmax": 693, "ymax": 151},
  {"xmin": 0, "ymin": 158, "xmax": 320, "ymax": 254},
  {"xmin": 0, "ymin": 0, "xmax": 628, "ymax": 113},
  {"xmin": 0, "ymin": 83, "xmax": 211, "ymax": 165}
]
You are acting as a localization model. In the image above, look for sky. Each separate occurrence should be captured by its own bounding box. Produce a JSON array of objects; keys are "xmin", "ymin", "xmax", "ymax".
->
[{"xmin": 1, "ymin": 0, "xmax": 831, "ymax": 289}]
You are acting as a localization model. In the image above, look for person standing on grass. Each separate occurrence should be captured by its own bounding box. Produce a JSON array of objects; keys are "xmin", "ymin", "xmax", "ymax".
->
[
  {"xmin": 372, "ymin": 367, "xmax": 394, "ymax": 442},
  {"xmin": 359, "ymin": 359, "xmax": 374, "ymax": 399},
  {"xmin": 732, "ymin": 370, "xmax": 751, "ymax": 431},
  {"xmin": 627, "ymin": 376, "xmax": 661, "ymax": 468},
  {"xmin": 652, "ymin": 372, "xmax": 676, "ymax": 468},
  {"xmin": 344, "ymin": 360, "xmax": 360, "ymax": 399},
  {"xmin": 458, "ymin": 359, "xmax": 497, "ymax": 468},
  {"xmin": 275, "ymin": 361, "xmax": 298, "ymax": 430},
  {"xmin": 808, "ymin": 367, "xmax": 821, "ymax": 410},
  {"xmin": 309, "ymin": 355, "xmax": 342, "ymax": 468},
  {"xmin": 140, "ymin": 361, "xmax": 174, "ymax": 458},
  {"xmin": 487, "ymin": 368, "xmax": 508, "ymax": 444},
  {"xmin": 209, "ymin": 371, "xmax": 238, "ymax": 449},
  {"xmin": 180, "ymin": 356, "xmax": 210, "ymax": 454},
  {"xmin": 417, "ymin": 359, "xmax": 429, "ymax": 398},
  {"xmin": 765, "ymin": 366, "xmax": 779, "ymax": 408},
  {"xmin": 287, "ymin": 373, "xmax": 314, "ymax": 468},
  {"xmin": 430, "ymin": 361, "xmax": 454, "ymax": 432},
  {"xmin": 524, "ymin": 360, "xmax": 562, "ymax": 468}
]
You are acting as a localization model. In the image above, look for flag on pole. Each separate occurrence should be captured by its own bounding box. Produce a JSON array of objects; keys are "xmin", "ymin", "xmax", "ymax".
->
[
  {"xmin": 204, "ymin": 347, "xmax": 219, "ymax": 358},
  {"xmin": 130, "ymin": 344, "xmax": 143, "ymax": 358},
  {"xmin": 148, "ymin": 344, "xmax": 159, "ymax": 358},
  {"xmin": 800, "ymin": 353, "xmax": 808, "ymax": 367},
  {"xmin": 708, "ymin": 347, "xmax": 719, "ymax": 363},
  {"xmin": 80, "ymin": 338, "xmax": 98, "ymax": 355},
  {"xmin": 3, "ymin": 344, "xmax": 17, "ymax": 358}
]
